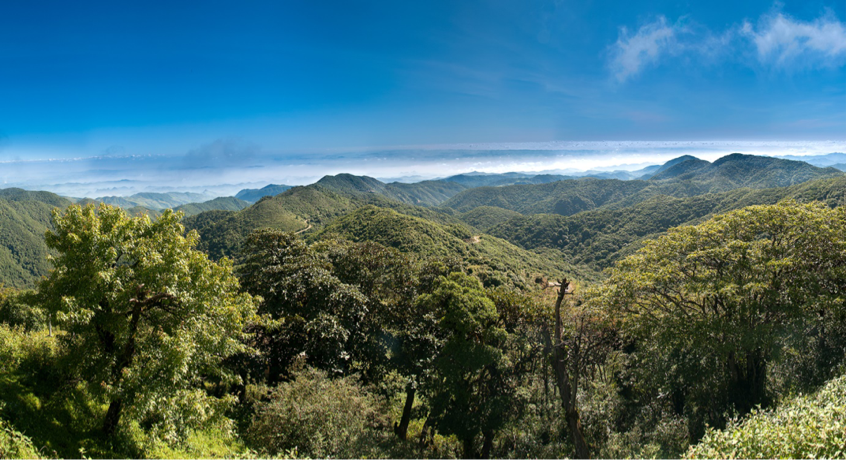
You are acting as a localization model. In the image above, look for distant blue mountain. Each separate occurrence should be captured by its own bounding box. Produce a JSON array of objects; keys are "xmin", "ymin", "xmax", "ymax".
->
[{"xmin": 235, "ymin": 184, "xmax": 293, "ymax": 203}]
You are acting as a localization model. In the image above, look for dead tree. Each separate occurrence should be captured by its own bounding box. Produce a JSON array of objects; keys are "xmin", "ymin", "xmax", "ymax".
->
[{"xmin": 544, "ymin": 279, "xmax": 591, "ymax": 459}]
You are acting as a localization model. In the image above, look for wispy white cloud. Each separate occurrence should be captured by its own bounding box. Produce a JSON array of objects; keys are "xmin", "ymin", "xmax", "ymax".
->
[
  {"xmin": 609, "ymin": 17, "xmax": 683, "ymax": 82},
  {"xmin": 742, "ymin": 11, "xmax": 846, "ymax": 67},
  {"xmin": 609, "ymin": 9, "xmax": 846, "ymax": 82}
]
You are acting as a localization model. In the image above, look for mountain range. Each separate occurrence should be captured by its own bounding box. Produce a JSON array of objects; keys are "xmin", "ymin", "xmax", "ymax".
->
[{"xmin": 0, "ymin": 153, "xmax": 843, "ymax": 288}]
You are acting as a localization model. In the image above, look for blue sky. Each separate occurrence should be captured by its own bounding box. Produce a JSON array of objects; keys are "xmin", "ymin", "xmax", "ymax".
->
[{"xmin": 0, "ymin": 1, "xmax": 844, "ymax": 193}]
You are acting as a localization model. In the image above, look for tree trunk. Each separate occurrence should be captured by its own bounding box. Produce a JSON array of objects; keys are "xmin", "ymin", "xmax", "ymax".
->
[
  {"xmin": 481, "ymin": 429, "xmax": 494, "ymax": 459},
  {"xmin": 395, "ymin": 384, "xmax": 416, "ymax": 440},
  {"xmin": 103, "ymin": 398, "xmax": 123, "ymax": 436},
  {"xmin": 463, "ymin": 436, "xmax": 476, "ymax": 459},
  {"xmin": 102, "ymin": 298, "xmax": 143, "ymax": 436},
  {"xmin": 727, "ymin": 350, "xmax": 769, "ymax": 415},
  {"xmin": 565, "ymin": 408, "xmax": 590, "ymax": 459},
  {"xmin": 551, "ymin": 279, "xmax": 591, "ymax": 459}
]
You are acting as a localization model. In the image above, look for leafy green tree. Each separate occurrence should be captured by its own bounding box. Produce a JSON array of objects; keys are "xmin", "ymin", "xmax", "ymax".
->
[
  {"xmin": 418, "ymin": 272, "xmax": 514, "ymax": 458},
  {"xmin": 596, "ymin": 202, "xmax": 846, "ymax": 431},
  {"xmin": 38, "ymin": 204, "xmax": 256, "ymax": 438},
  {"xmin": 238, "ymin": 230, "xmax": 369, "ymax": 379}
]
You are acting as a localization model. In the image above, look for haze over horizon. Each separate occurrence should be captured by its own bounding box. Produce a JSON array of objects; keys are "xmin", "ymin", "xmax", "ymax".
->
[{"xmin": 1, "ymin": 1, "xmax": 844, "ymax": 196}]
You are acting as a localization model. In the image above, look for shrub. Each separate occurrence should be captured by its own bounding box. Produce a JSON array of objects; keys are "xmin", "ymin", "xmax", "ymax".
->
[
  {"xmin": 0, "ymin": 289, "xmax": 46, "ymax": 332},
  {"xmin": 246, "ymin": 366, "xmax": 389, "ymax": 458},
  {"xmin": 0, "ymin": 418, "xmax": 40, "ymax": 459},
  {"xmin": 687, "ymin": 375, "xmax": 846, "ymax": 459}
]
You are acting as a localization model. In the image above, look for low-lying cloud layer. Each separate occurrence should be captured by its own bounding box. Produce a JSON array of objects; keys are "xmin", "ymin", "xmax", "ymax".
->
[
  {"xmin": 610, "ymin": 9, "xmax": 846, "ymax": 82},
  {"xmin": 2, "ymin": 140, "xmax": 843, "ymax": 198}
]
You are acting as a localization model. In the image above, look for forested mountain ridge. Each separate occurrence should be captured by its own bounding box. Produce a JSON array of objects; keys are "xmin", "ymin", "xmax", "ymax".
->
[
  {"xmin": 315, "ymin": 205, "xmax": 587, "ymax": 286},
  {"xmin": 172, "ymin": 196, "xmax": 250, "ymax": 216},
  {"xmin": 184, "ymin": 181, "xmax": 475, "ymax": 261},
  {"xmin": 93, "ymin": 191, "xmax": 215, "ymax": 209},
  {"xmin": 315, "ymin": 173, "xmax": 468, "ymax": 206},
  {"xmin": 649, "ymin": 153, "xmax": 842, "ymax": 188},
  {"xmin": 443, "ymin": 154, "xmax": 842, "ymax": 215},
  {"xmin": 487, "ymin": 175, "xmax": 846, "ymax": 274}
]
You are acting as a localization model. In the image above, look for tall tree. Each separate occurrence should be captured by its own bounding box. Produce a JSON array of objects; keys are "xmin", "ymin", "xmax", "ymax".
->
[
  {"xmin": 597, "ymin": 201, "xmax": 846, "ymax": 427},
  {"xmin": 39, "ymin": 204, "xmax": 256, "ymax": 437},
  {"xmin": 418, "ymin": 272, "xmax": 515, "ymax": 458}
]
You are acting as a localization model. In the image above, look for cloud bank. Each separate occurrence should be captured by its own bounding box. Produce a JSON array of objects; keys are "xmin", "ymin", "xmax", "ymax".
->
[
  {"xmin": 2, "ymin": 140, "xmax": 843, "ymax": 198},
  {"xmin": 610, "ymin": 9, "xmax": 846, "ymax": 81}
]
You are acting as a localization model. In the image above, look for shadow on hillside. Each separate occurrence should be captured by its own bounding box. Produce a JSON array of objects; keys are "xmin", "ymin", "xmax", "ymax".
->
[{"xmin": 0, "ymin": 361, "xmax": 141, "ymax": 458}]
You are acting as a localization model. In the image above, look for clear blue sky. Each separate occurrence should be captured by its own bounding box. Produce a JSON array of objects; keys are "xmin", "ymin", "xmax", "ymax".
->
[{"xmin": 1, "ymin": 0, "xmax": 844, "ymax": 161}]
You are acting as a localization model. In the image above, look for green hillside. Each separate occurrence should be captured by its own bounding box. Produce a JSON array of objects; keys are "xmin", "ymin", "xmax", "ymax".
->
[
  {"xmin": 442, "ymin": 177, "xmax": 651, "ymax": 215},
  {"xmin": 315, "ymin": 205, "xmax": 586, "ymax": 286},
  {"xmin": 457, "ymin": 206, "xmax": 523, "ymax": 230},
  {"xmin": 488, "ymin": 176, "xmax": 846, "ymax": 274},
  {"xmin": 0, "ymin": 189, "xmax": 72, "ymax": 288},
  {"xmin": 650, "ymin": 153, "xmax": 842, "ymax": 189},
  {"xmin": 173, "ymin": 196, "xmax": 250, "ymax": 216},
  {"xmin": 183, "ymin": 186, "xmax": 369, "ymax": 259}
]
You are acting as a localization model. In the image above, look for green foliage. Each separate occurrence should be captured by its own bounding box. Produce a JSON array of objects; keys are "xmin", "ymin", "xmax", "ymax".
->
[
  {"xmin": 688, "ymin": 375, "xmax": 846, "ymax": 459},
  {"xmin": 418, "ymin": 273, "xmax": 516, "ymax": 457},
  {"xmin": 246, "ymin": 366, "xmax": 390, "ymax": 459},
  {"xmin": 316, "ymin": 205, "xmax": 579, "ymax": 288},
  {"xmin": 595, "ymin": 201, "xmax": 846, "ymax": 432},
  {"xmin": 0, "ymin": 288, "xmax": 46, "ymax": 331},
  {"xmin": 0, "ymin": 418, "xmax": 40, "ymax": 459},
  {"xmin": 457, "ymin": 206, "xmax": 523, "ymax": 231},
  {"xmin": 238, "ymin": 230, "xmax": 372, "ymax": 379},
  {"xmin": 0, "ymin": 191, "xmax": 72, "ymax": 288},
  {"xmin": 38, "ymin": 203, "xmax": 257, "ymax": 440}
]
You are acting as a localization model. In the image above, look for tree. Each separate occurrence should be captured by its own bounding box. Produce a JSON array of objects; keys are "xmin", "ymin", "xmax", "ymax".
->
[
  {"xmin": 418, "ymin": 272, "xmax": 514, "ymax": 458},
  {"xmin": 238, "ymin": 230, "xmax": 369, "ymax": 379},
  {"xmin": 38, "ymin": 204, "xmax": 256, "ymax": 438},
  {"xmin": 597, "ymin": 202, "xmax": 846, "ymax": 429},
  {"xmin": 544, "ymin": 280, "xmax": 613, "ymax": 459}
]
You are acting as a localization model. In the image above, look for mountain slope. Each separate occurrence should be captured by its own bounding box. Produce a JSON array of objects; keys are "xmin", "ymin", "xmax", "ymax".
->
[
  {"xmin": 315, "ymin": 205, "xmax": 587, "ymax": 286},
  {"xmin": 314, "ymin": 173, "xmax": 466, "ymax": 206},
  {"xmin": 457, "ymin": 206, "xmax": 523, "ymax": 231},
  {"xmin": 487, "ymin": 175, "xmax": 846, "ymax": 275},
  {"xmin": 94, "ymin": 191, "xmax": 216, "ymax": 210},
  {"xmin": 442, "ymin": 178, "xmax": 652, "ymax": 215},
  {"xmin": 443, "ymin": 154, "xmax": 843, "ymax": 216},
  {"xmin": 235, "ymin": 184, "xmax": 292, "ymax": 203},
  {"xmin": 173, "ymin": 196, "xmax": 250, "ymax": 216},
  {"xmin": 0, "ymin": 189, "xmax": 72, "ymax": 288},
  {"xmin": 650, "ymin": 154, "xmax": 841, "ymax": 189}
]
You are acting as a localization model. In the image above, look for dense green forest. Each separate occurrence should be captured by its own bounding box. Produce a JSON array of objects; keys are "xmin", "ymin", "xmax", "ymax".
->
[{"xmin": 2, "ymin": 154, "xmax": 846, "ymax": 458}]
